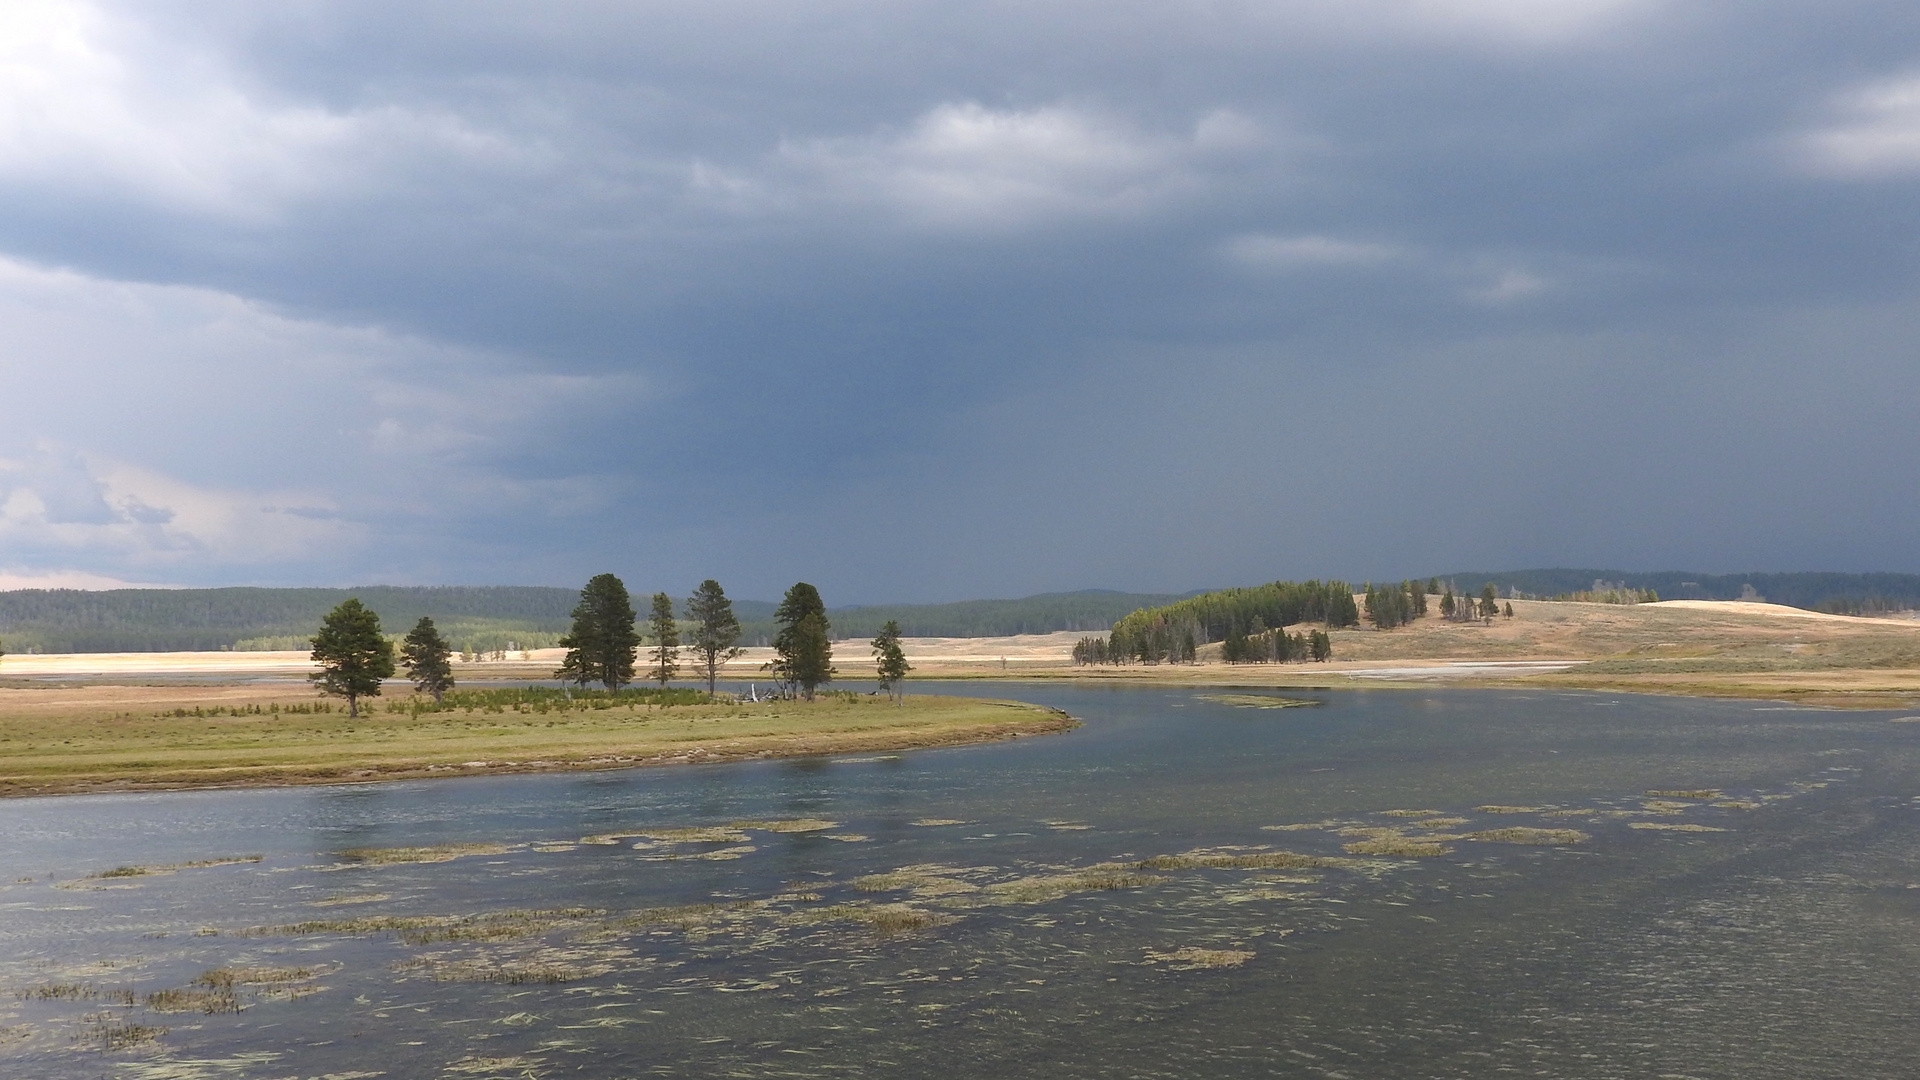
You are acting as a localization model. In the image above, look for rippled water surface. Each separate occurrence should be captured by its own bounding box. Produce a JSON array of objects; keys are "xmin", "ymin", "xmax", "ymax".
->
[{"xmin": 3, "ymin": 683, "xmax": 1919, "ymax": 1079}]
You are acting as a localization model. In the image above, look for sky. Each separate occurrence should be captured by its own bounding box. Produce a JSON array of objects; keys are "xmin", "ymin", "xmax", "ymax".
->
[{"xmin": 2, "ymin": 0, "xmax": 1919, "ymax": 603}]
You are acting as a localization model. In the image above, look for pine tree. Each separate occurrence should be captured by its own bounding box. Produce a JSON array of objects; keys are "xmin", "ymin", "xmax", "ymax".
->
[
  {"xmin": 872, "ymin": 619, "xmax": 910, "ymax": 703},
  {"xmin": 647, "ymin": 592, "xmax": 680, "ymax": 686},
  {"xmin": 554, "ymin": 574, "xmax": 639, "ymax": 689},
  {"xmin": 686, "ymin": 579, "xmax": 743, "ymax": 696},
  {"xmin": 399, "ymin": 616, "xmax": 454, "ymax": 703},
  {"xmin": 769, "ymin": 582, "xmax": 834, "ymax": 700},
  {"xmin": 310, "ymin": 598, "xmax": 395, "ymax": 718},
  {"xmin": 1440, "ymin": 588, "xmax": 1455, "ymax": 618},
  {"xmin": 1479, "ymin": 583, "xmax": 1500, "ymax": 620},
  {"xmin": 1504, "ymin": 602, "xmax": 1514, "ymax": 618}
]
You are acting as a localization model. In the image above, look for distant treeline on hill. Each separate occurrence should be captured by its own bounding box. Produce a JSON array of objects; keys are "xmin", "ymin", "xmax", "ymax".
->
[
  {"xmin": 0, "ymin": 586, "xmax": 1191, "ymax": 654},
  {"xmin": 1444, "ymin": 569, "xmax": 1920, "ymax": 614},
  {"xmin": 1103, "ymin": 580, "xmax": 1359, "ymax": 663},
  {"xmin": 0, "ymin": 586, "xmax": 582, "ymax": 654}
]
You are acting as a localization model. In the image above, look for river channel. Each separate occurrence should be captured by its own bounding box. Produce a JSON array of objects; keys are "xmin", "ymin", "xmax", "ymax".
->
[{"xmin": 3, "ymin": 682, "xmax": 1918, "ymax": 1079}]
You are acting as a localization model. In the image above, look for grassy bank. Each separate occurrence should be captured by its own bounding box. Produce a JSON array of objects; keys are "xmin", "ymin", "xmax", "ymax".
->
[{"xmin": 0, "ymin": 686, "xmax": 1074, "ymax": 798}]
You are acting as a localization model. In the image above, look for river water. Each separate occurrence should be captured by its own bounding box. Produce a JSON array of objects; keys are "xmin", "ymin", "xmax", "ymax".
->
[{"xmin": 3, "ymin": 682, "xmax": 1918, "ymax": 1079}]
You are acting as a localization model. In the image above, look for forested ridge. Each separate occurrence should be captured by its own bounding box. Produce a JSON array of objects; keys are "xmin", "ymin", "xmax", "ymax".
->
[{"xmin": 0, "ymin": 586, "xmax": 1188, "ymax": 653}]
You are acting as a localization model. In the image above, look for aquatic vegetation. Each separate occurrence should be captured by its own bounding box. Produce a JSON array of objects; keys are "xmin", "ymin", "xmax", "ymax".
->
[
  {"xmin": 1629, "ymin": 822, "xmax": 1727, "ymax": 832},
  {"xmin": 86, "ymin": 856, "xmax": 261, "ymax": 880},
  {"xmin": 1465, "ymin": 828, "xmax": 1590, "ymax": 845},
  {"xmin": 1712, "ymin": 800, "xmax": 1763, "ymax": 810},
  {"xmin": 334, "ymin": 843, "xmax": 512, "ymax": 864},
  {"xmin": 1197, "ymin": 694, "xmax": 1320, "ymax": 709},
  {"xmin": 1411, "ymin": 817, "xmax": 1472, "ymax": 830},
  {"xmin": 260, "ymin": 907, "xmax": 603, "ymax": 945},
  {"xmin": 15, "ymin": 982, "xmax": 134, "ymax": 1003},
  {"xmin": 397, "ymin": 957, "xmax": 597, "ymax": 984},
  {"xmin": 910, "ymin": 818, "xmax": 971, "ymax": 827},
  {"xmin": 981, "ymin": 866, "xmax": 1160, "ymax": 904},
  {"xmin": 1646, "ymin": 789, "xmax": 1723, "ymax": 799},
  {"xmin": 1640, "ymin": 800, "xmax": 1697, "ymax": 814},
  {"xmin": 729, "ymin": 818, "xmax": 838, "ymax": 833},
  {"xmin": 803, "ymin": 902, "xmax": 956, "ymax": 936},
  {"xmin": 1474, "ymin": 805, "xmax": 1551, "ymax": 814},
  {"xmin": 75, "ymin": 1014, "xmax": 166, "ymax": 1051},
  {"xmin": 638, "ymin": 844, "xmax": 756, "ymax": 861},
  {"xmin": 310, "ymin": 892, "xmax": 390, "ymax": 907},
  {"xmin": 1381, "ymin": 809, "xmax": 1444, "ymax": 818},
  {"xmin": 628, "ymin": 826, "xmax": 752, "ymax": 844},
  {"xmin": 1342, "ymin": 837, "xmax": 1452, "ymax": 856},
  {"xmin": 1140, "ymin": 850, "xmax": 1358, "ymax": 871},
  {"xmin": 1143, "ymin": 947, "xmax": 1254, "ymax": 970},
  {"xmin": 443, "ymin": 1054, "xmax": 546, "ymax": 1076}
]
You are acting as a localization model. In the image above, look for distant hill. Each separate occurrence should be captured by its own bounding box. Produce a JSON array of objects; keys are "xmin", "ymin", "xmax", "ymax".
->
[
  {"xmin": 0, "ymin": 586, "xmax": 1191, "ymax": 653},
  {"xmin": 1435, "ymin": 569, "xmax": 1920, "ymax": 614}
]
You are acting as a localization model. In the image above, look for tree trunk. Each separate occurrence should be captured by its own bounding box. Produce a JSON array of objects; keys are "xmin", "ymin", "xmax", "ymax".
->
[{"xmin": 348, "ymin": 694, "xmax": 359, "ymax": 718}]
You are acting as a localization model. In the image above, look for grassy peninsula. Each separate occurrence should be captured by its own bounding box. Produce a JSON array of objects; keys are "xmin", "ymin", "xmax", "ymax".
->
[{"xmin": 0, "ymin": 685, "xmax": 1072, "ymax": 798}]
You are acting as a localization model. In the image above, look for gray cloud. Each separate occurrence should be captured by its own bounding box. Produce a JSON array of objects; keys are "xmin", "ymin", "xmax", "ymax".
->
[{"xmin": 1, "ymin": 0, "xmax": 1917, "ymax": 597}]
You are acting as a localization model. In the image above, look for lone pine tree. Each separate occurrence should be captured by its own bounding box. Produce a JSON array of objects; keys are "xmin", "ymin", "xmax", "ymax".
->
[
  {"xmin": 555, "ymin": 573, "xmax": 639, "ymax": 689},
  {"xmin": 400, "ymin": 616, "xmax": 454, "ymax": 703},
  {"xmin": 310, "ymin": 598, "xmax": 395, "ymax": 718}
]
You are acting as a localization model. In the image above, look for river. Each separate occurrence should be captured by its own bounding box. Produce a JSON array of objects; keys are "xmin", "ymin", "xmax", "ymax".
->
[{"xmin": 2, "ymin": 682, "xmax": 1917, "ymax": 1078}]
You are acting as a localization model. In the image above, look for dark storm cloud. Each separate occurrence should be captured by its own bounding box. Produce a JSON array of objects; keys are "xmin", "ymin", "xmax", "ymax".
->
[{"xmin": 2, "ymin": 0, "xmax": 1918, "ymax": 597}]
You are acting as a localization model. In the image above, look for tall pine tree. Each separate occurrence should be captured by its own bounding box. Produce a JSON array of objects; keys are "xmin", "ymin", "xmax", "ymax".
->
[
  {"xmin": 768, "ymin": 582, "xmax": 834, "ymax": 700},
  {"xmin": 554, "ymin": 574, "xmax": 639, "ymax": 689},
  {"xmin": 872, "ymin": 619, "xmax": 910, "ymax": 703},
  {"xmin": 647, "ymin": 592, "xmax": 680, "ymax": 686},
  {"xmin": 399, "ymin": 616, "xmax": 454, "ymax": 703},
  {"xmin": 310, "ymin": 599, "xmax": 395, "ymax": 718},
  {"xmin": 686, "ymin": 579, "xmax": 743, "ymax": 696}
]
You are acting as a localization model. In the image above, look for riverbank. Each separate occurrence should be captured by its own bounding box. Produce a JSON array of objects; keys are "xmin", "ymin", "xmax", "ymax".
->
[{"xmin": 0, "ymin": 688, "xmax": 1073, "ymax": 798}]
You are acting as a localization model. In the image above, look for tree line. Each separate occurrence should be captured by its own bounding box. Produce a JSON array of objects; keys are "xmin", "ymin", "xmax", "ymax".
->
[
  {"xmin": 306, "ymin": 575, "xmax": 917, "ymax": 716},
  {"xmin": 1083, "ymin": 580, "xmax": 1359, "ymax": 665}
]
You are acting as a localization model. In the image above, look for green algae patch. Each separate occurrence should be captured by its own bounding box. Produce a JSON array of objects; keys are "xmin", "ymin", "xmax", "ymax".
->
[
  {"xmin": 1197, "ymin": 694, "xmax": 1321, "ymax": 709},
  {"xmin": 1466, "ymin": 827, "xmax": 1590, "ymax": 845}
]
